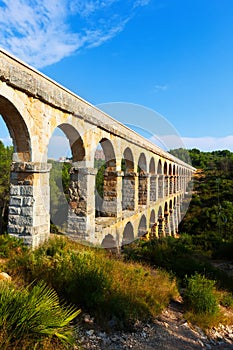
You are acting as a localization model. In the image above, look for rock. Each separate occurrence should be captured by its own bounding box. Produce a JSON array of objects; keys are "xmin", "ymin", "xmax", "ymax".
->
[
  {"xmin": 0, "ymin": 272, "xmax": 12, "ymax": 281},
  {"xmin": 83, "ymin": 313, "xmax": 94, "ymax": 324},
  {"xmin": 86, "ymin": 330, "xmax": 95, "ymax": 336}
]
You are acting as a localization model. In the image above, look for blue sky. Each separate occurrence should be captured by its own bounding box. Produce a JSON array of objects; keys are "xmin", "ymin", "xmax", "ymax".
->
[{"xmin": 0, "ymin": 0, "xmax": 233, "ymax": 153}]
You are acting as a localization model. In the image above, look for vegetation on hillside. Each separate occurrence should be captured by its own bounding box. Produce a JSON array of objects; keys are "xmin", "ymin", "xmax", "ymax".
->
[{"xmin": 171, "ymin": 148, "xmax": 233, "ymax": 257}]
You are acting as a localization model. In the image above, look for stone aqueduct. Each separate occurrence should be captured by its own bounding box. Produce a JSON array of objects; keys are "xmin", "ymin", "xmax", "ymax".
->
[{"xmin": 0, "ymin": 49, "xmax": 195, "ymax": 248}]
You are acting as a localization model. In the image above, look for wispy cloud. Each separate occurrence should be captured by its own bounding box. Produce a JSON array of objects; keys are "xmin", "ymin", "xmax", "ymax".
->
[
  {"xmin": 0, "ymin": 0, "xmax": 150, "ymax": 68},
  {"xmin": 154, "ymin": 84, "xmax": 168, "ymax": 92},
  {"xmin": 182, "ymin": 135, "xmax": 233, "ymax": 152}
]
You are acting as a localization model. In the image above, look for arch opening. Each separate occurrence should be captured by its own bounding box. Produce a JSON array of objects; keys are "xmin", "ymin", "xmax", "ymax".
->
[
  {"xmin": 0, "ymin": 96, "xmax": 31, "ymax": 161},
  {"xmin": 101, "ymin": 233, "xmax": 117, "ymax": 250},
  {"xmin": 95, "ymin": 138, "xmax": 117, "ymax": 218},
  {"xmin": 122, "ymin": 222, "xmax": 134, "ymax": 246},
  {"xmin": 0, "ymin": 115, "xmax": 13, "ymax": 234},
  {"xmin": 48, "ymin": 124, "xmax": 86, "ymax": 239},
  {"xmin": 138, "ymin": 214, "xmax": 147, "ymax": 238}
]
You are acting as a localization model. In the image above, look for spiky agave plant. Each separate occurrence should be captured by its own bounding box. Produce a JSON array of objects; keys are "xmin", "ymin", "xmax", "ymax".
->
[{"xmin": 0, "ymin": 280, "xmax": 81, "ymax": 349}]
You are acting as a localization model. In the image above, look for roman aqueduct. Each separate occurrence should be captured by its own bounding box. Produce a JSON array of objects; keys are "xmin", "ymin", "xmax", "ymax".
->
[{"xmin": 0, "ymin": 49, "xmax": 195, "ymax": 248}]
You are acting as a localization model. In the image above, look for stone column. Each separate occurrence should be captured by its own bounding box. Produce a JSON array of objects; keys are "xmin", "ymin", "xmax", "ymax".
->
[
  {"xmin": 134, "ymin": 174, "xmax": 139, "ymax": 212},
  {"xmin": 101, "ymin": 170, "xmax": 123, "ymax": 217},
  {"xmin": 138, "ymin": 173, "xmax": 149, "ymax": 206},
  {"xmin": 158, "ymin": 175, "xmax": 164, "ymax": 199},
  {"xmin": 173, "ymin": 206, "xmax": 179, "ymax": 236},
  {"xmin": 158, "ymin": 215, "xmax": 165, "ymax": 237},
  {"xmin": 150, "ymin": 222, "xmax": 158, "ymax": 238},
  {"xmin": 164, "ymin": 211, "xmax": 171, "ymax": 236},
  {"xmin": 67, "ymin": 166, "xmax": 97, "ymax": 243},
  {"xmin": 169, "ymin": 209, "xmax": 176, "ymax": 236},
  {"xmin": 176, "ymin": 202, "xmax": 181, "ymax": 224},
  {"xmin": 173, "ymin": 176, "xmax": 177, "ymax": 194},
  {"xmin": 150, "ymin": 175, "xmax": 157, "ymax": 202},
  {"xmin": 122, "ymin": 172, "xmax": 137, "ymax": 211},
  {"xmin": 169, "ymin": 176, "xmax": 173, "ymax": 195},
  {"xmin": 164, "ymin": 176, "xmax": 169, "ymax": 197},
  {"xmin": 8, "ymin": 162, "xmax": 51, "ymax": 248}
]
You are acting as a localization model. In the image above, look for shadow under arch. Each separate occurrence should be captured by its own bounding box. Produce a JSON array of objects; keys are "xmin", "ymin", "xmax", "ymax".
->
[
  {"xmin": 150, "ymin": 209, "xmax": 156, "ymax": 227},
  {"xmin": 138, "ymin": 214, "xmax": 147, "ymax": 237},
  {"xmin": 122, "ymin": 221, "xmax": 134, "ymax": 246},
  {"xmin": 101, "ymin": 233, "xmax": 117, "ymax": 250},
  {"xmin": 0, "ymin": 95, "xmax": 31, "ymax": 161}
]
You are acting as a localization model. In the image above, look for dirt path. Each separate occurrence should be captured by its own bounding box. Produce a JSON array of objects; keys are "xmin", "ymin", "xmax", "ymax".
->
[{"xmin": 77, "ymin": 301, "xmax": 233, "ymax": 350}]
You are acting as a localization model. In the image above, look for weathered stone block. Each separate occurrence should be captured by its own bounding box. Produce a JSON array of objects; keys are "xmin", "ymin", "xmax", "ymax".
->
[
  {"xmin": 20, "ymin": 186, "xmax": 33, "ymax": 196},
  {"xmin": 9, "ymin": 197, "xmax": 22, "ymax": 206}
]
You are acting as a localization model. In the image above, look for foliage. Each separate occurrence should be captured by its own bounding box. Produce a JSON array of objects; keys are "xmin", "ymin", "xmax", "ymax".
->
[
  {"xmin": 178, "ymin": 148, "xmax": 233, "ymax": 255},
  {"xmin": 7, "ymin": 236, "xmax": 178, "ymax": 328},
  {"xmin": 184, "ymin": 273, "xmax": 219, "ymax": 315},
  {"xmin": 183, "ymin": 273, "xmax": 222, "ymax": 329},
  {"xmin": 169, "ymin": 148, "xmax": 192, "ymax": 164},
  {"xmin": 0, "ymin": 280, "xmax": 80, "ymax": 349}
]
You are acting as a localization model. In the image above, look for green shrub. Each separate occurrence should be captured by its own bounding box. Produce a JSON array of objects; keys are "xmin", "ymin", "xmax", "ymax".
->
[
  {"xmin": 0, "ymin": 280, "xmax": 80, "ymax": 349},
  {"xmin": 184, "ymin": 273, "xmax": 219, "ymax": 315}
]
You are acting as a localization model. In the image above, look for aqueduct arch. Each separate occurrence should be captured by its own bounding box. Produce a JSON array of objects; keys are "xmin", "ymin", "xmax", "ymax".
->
[
  {"xmin": 0, "ymin": 95, "xmax": 31, "ymax": 162},
  {"xmin": 0, "ymin": 49, "xmax": 195, "ymax": 248}
]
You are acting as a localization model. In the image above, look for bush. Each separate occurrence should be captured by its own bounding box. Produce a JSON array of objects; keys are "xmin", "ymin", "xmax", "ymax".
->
[
  {"xmin": 184, "ymin": 273, "xmax": 219, "ymax": 315},
  {"xmin": 0, "ymin": 280, "xmax": 80, "ymax": 349}
]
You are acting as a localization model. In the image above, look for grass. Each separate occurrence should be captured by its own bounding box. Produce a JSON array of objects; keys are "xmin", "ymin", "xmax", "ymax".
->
[{"xmin": 4, "ymin": 235, "xmax": 179, "ymax": 329}]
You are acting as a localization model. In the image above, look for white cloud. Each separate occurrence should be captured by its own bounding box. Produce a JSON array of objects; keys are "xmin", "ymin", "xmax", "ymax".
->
[
  {"xmin": 0, "ymin": 0, "xmax": 150, "ymax": 68},
  {"xmin": 182, "ymin": 136, "xmax": 233, "ymax": 152}
]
